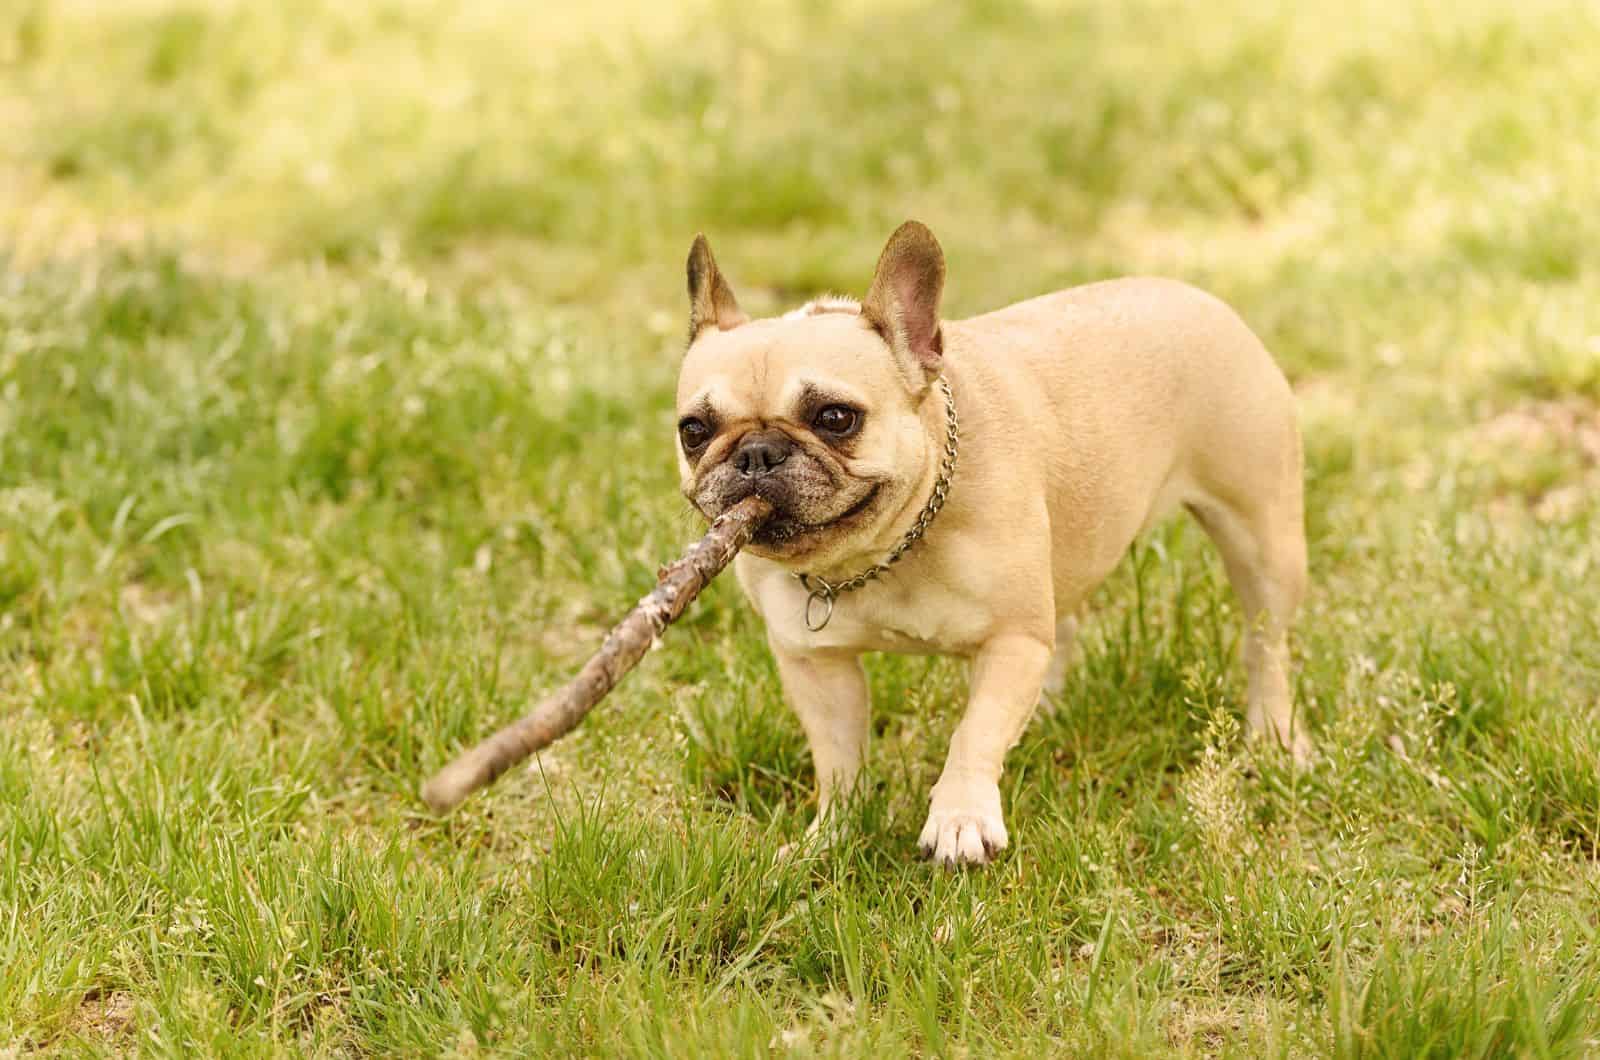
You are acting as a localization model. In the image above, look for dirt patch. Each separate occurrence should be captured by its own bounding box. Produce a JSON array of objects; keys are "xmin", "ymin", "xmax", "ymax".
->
[
  {"xmin": 1478, "ymin": 398, "xmax": 1600, "ymax": 464},
  {"xmin": 120, "ymin": 582, "xmax": 179, "ymax": 626},
  {"xmin": 1476, "ymin": 397, "xmax": 1600, "ymax": 523},
  {"xmin": 67, "ymin": 989, "xmax": 136, "ymax": 1042}
]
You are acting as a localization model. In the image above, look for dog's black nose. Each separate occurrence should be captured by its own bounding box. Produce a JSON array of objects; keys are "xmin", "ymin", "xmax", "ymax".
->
[{"xmin": 733, "ymin": 430, "xmax": 792, "ymax": 477}]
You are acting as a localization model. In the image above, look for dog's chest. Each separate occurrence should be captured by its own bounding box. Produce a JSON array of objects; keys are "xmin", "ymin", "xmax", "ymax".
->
[
  {"xmin": 745, "ymin": 564, "xmax": 988, "ymax": 656},
  {"xmin": 872, "ymin": 608, "xmax": 947, "ymax": 646}
]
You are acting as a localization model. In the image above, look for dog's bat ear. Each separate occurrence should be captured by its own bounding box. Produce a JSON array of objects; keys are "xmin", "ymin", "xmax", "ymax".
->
[
  {"xmin": 686, "ymin": 234, "xmax": 748, "ymax": 342},
  {"xmin": 862, "ymin": 221, "xmax": 945, "ymax": 382}
]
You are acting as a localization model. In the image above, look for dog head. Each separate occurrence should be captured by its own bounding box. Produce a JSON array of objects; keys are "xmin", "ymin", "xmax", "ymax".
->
[{"xmin": 675, "ymin": 221, "xmax": 948, "ymax": 566}]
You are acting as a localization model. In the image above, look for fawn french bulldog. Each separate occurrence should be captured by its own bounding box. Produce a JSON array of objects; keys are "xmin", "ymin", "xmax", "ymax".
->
[{"xmin": 676, "ymin": 221, "xmax": 1307, "ymax": 867}]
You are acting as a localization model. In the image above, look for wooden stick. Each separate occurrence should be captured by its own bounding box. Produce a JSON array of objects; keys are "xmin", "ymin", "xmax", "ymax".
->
[{"xmin": 420, "ymin": 495, "xmax": 774, "ymax": 814}]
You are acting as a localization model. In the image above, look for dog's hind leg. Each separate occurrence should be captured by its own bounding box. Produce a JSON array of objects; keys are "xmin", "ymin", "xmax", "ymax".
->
[
  {"xmin": 1038, "ymin": 613, "xmax": 1081, "ymax": 713},
  {"xmin": 1186, "ymin": 490, "xmax": 1311, "ymax": 762}
]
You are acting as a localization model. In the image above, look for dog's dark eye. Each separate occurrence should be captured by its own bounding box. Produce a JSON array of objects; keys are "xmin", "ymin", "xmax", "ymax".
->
[
  {"xmin": 678, "ymin": 417, "xmax": 712, "ymax": 452},
  {"xmin": 813, "ymin": 405, "xmax": 860, "ymax": 436}
]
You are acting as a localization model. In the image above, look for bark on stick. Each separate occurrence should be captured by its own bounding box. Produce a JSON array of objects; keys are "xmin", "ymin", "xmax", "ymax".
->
[{"xmin": 420, "ymin": 496, "xmax": 773, "ymax": 814}]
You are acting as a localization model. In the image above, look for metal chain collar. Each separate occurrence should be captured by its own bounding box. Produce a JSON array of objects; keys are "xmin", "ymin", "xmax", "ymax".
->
[{"xmin": 795, "ymin": 374, "xmax": 960, "ymax": 632}]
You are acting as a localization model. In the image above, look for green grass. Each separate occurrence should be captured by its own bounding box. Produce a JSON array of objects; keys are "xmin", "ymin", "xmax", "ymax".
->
[{"xmin": 4, "ymin": 0, "xmax": 1600, "ymax": 1053}]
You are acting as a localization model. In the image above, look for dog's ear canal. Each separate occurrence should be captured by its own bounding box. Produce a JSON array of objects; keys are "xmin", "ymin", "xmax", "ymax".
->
[
  {"xmin": 686, "ymin": 234, "xmax": 748, "ymax": 341},
  {"xmin": 862, "ymin": 220, "xmax": 946, "ymax": 381}
]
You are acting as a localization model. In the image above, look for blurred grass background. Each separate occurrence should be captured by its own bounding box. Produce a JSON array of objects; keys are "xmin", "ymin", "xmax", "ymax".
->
[{"xmin": 3, "ymin": 0, "xmax": 1600, "ymax": 1054}]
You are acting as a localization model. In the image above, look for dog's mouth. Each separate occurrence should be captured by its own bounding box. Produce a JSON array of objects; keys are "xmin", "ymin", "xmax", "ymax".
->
[{"xmin": 748, "ymin": 483, "xmax": 883, "ymax": 551}]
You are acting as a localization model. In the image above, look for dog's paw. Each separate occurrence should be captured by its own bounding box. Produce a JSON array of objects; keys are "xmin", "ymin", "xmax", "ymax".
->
[
  {"xmin": 1250, "ymin": 720, "xmax": 1315, "ymax": 767},
  {"xmin": 778, "ymin": 814, "xmax": 839, "ymax": 861},
  {"xmin": 775, "ymin": 838, "xmax": 810, "ymax": 861},
  {"xmin": 918, "ymin": 780, "xmax": 1007, "ymax": 868}
]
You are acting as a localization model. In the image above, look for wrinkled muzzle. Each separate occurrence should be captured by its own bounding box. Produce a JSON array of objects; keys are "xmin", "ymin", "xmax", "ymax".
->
[{"xmin": 689, "ymin": 429, "xmax": 879, "ymax": 551}]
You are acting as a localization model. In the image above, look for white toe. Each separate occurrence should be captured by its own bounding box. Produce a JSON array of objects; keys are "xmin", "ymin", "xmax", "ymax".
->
[{"xmin": 918, "ymin": 782, "xmax": 1009, "ymax": 868}]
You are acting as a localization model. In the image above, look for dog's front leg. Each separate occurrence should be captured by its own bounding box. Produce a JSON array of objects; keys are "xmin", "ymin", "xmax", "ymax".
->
[
  {"xmin": 771, "ymin": 642, "xmax": 869, "ymax": 837},
  {"xmin": 920, "ymin": 632, "xmax": 1052, "ymax": 867}
]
